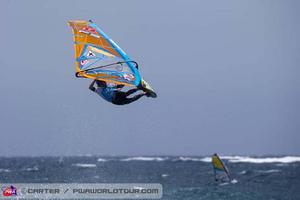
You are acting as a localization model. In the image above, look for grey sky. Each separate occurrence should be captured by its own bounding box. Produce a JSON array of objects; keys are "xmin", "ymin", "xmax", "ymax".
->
[{"xmin": 0, "ymin": 0, "xmax": 299, "ymax": 156}]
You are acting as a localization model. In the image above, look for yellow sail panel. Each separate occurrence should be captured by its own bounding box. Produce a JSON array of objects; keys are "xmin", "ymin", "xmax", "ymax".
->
[
  {"xmin": 68, "ymin": 21, "xmax": 85, "ymax": 73},
  {"xmin": 68, "ymin": 20, "xmax": 120, "ymax": 58},
  {"xmin": 212, "ymin": 155, "xmax": 225, "ymax": 170}
]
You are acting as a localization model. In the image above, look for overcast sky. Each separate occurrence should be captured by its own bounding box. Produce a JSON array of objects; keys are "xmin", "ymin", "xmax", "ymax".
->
[{"xmin": 0, "ymin": 0, "xmax": 299, "ymax": 156}]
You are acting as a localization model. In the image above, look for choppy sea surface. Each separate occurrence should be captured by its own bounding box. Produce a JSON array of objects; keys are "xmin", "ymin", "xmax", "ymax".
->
[{"xmin": 0, "ymin": 156, "xmax": 300, "ymax": 200}]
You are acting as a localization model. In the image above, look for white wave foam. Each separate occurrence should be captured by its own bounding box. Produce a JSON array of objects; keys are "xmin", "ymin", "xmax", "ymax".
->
[
  {"xmin": 239, "ymin": 170, "xmax": 247, "ymax": 175},
  {"xmin": 0, "ymin": 168, "xmax": 11, "ymax": 173},
  {"xmin": 257, "ymin": 169, "xmax": 281, "ymax": 173},
  {"xmin": 199, "ymin": 157, "xmax": 211, "ymax": 162},
  {"xmin": 219, "ymin": 182, "xmax": 229, "ymax": 186},
  {"xmin": 97, "ymin": 158, "xmax": 107, "ymax": 162},
  {"xmin": 219, "ymin": 179, "xmax": 238, "ymax": 186},
  {"xmin": 161, "ymin": 174, "xmax": 169, "ymax": 177},
  {"xmin": 176, "ymin": 157, "xmax": 203, "ymax": 162},
  {"xmin": 72, "ymin": 163, "xmax": 97, "ymax": 168},
  {"xmin": 24, "ymin": 166, "xmax": 39, "ymax": 171},
  {"xmin": 121, "ymin": 157, "xmax": 166, "ymax": 161},
  {"xmin": 225, "ymin": 156, "xmax": 300, "ymax": 163},
  {"xmin": 200, "ymin": 156, "xmax": 300, "ymax": 163},
  {"xmin": 231, "ymin": 179, "xmax": 238, "ymax": 184}
]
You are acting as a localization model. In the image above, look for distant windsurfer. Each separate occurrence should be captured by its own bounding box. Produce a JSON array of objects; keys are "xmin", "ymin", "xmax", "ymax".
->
[
  {"xmin": 89, "ymin": 79, "xmax": 150, "ymax": 105},
  {"xmin": 212, "ymin": 153, "xmax": 219, "ymax": 181},
  {"xmin": 212, "ymin": 153, "xmax": 231, "ymax": 183}
]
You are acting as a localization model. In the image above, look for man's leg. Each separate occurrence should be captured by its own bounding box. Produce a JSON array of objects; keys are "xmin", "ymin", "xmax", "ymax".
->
[
  {"xmin": 123, "ymin": 93, "xmax": 145, "ymax": 104},
  {"xmin": 112, "ymin": 90, "xmax": 145, "ymax": 105},
  {"xmin": 124, "ymin": 88, "xmax": 139, "ymax": 96},
  {"xmin": 112, "ymin": 91, "xmax": 128, "ymax": 105}
]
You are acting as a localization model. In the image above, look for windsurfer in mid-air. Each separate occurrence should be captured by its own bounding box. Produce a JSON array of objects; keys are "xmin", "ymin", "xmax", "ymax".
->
[
  {"xmin": 68, "ymin": 20, "xmax": 157, "ymax": 103},
  {"xmin": 89, "ymin": 79, "xmax": 151, "ymax": 105}
]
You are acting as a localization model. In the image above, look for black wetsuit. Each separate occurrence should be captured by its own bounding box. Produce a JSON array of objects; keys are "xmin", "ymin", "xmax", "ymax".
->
[
  {"xmin": 112, "ymin": 88, "xmax": 145, "ymax": 105},
  {"xmin": 92, "ymin": 80, "xmax": 145, "ymax": 105}
]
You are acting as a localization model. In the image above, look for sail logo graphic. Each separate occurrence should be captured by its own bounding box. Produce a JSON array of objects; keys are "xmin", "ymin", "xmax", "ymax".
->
[
  {"xmin": 82, "ymin": 26, "xmax": 97, "ymax": 34},
  {"xmin": 79, "ymin": 26, "xmax": 100, "ymax": 38},
  {"xmin": 80, "ymin": 59, "xmax": 89, "ymax": 66},
  {"xmin": 123, "ymin": 73, "xmax": 135, "ymax": 81},
  {"xmin": 1, "ymin": 185, "xmax": 17, "ymax": 197}
]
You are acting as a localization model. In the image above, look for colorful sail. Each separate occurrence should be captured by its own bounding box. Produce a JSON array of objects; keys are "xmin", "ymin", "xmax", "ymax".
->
[
  {"xmin": 68, "ymin": 20, "xmax": 141, "ymax": 86},
  {"xmin": 212, "ymin": 154, "xmax": 231, "ymax": 182}
]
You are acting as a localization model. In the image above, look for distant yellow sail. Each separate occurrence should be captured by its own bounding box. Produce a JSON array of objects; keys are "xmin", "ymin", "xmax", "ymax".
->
[
  {"xmin": 212, "ymin": 155, "xmax": 225, "ymax": 170},
  {"xmin": 212, "ymin": 154, "xmax": 231, "ymax": 182}
]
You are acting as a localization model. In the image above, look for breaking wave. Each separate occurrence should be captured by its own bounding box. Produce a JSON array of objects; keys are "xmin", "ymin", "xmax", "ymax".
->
[
  {"xmin": 72, "ymin": 163, "xmax": 97, "ymax": 168},
  {"xmin": 0, "ymin": 168, "xmax": 11, "ymax": 173},
  {"xmin": 239, "ymin": 170, "xmax": 247, "ymax": 175},
  {"xmin": 175, "ymin": 157, "xmax": 203, "ymax": 162},
  {"xmin": 224, "ymin": 156, "xmax": 300, "ymax": 163},
  {"xmin": 257, "ymin": 169, "xmax": 281, "ymax": 173},
  {"xmin": 121, "ymin": 157, "xmax": 167, "ymax": 161},
  {"xmin": 200, "ymin": 156, "xmax": 300, "ymax": 163},
  {"xmin": 24, "ymin": 166, "xmax": 39, "ymax": 171},
  {"xmin": 231, "ymin": 179, "xmax": 238, "ymax": 184},
  {"xmin": 97, "ymin": 158, "xmax": 108, "ymax": 162}
]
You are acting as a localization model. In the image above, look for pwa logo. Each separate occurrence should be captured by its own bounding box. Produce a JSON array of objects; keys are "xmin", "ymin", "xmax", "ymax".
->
[{"xmin": 2, "ymin": 185, "xmax": 17, "ymax": 197}]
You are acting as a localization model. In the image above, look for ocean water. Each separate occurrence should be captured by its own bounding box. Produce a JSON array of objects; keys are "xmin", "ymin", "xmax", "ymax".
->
[{"xmin": 0, "ymin": 156, "xmax": 300, "ymax": 200}]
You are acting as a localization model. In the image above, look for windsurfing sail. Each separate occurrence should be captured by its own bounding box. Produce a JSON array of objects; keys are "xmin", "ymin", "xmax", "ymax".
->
[
  {"xmin": 68, "ymin": 20, "xmax": 141, "ymax": 86},
  {"xmin": 212, "ymin": 154, "xmax": 231, "ymax": 182}
]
